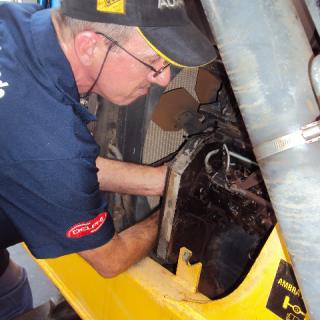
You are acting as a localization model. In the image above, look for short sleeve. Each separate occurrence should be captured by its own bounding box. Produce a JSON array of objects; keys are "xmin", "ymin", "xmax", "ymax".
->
[{"xmin": 0, "ymin": 158, "xmax": 115, "ymax": 258}]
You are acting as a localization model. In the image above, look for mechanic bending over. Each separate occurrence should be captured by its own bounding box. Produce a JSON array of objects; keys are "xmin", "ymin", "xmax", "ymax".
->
[{"xmin": 0, "ymin": 0, "xmax": 216, "ymax": 318}]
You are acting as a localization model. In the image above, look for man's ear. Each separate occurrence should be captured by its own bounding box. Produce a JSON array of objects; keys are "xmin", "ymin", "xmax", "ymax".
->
[{"xmin": 74, "ymin": 31, "xmax": 100, "ymax": 66}]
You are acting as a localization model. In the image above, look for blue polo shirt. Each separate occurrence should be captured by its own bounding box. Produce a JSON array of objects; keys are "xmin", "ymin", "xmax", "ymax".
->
[{"xmin": 0, "ymin": 3, "xmax": 115, "ymax": 258}]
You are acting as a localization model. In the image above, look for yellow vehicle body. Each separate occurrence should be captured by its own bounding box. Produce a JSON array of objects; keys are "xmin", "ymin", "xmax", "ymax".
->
[{"xmin": 33, "ymin": 225, "xmax": 308, "ymax": 320}]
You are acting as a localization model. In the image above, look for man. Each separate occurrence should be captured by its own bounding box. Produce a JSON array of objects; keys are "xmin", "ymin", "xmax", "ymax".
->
[{"xmin": 0, "ymin": 0, "xmax": 215, "ymax": 318}]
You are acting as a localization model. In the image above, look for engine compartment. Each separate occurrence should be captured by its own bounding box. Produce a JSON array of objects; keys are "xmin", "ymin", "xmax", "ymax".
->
[{"xmin": 155, "ymin": 66, "xmax": 277, "ymax": 298}]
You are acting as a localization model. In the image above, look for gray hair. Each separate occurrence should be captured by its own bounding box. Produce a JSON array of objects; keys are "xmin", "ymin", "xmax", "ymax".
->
[{"xmin": 52, "ymin": 9, "xmax": 134, "ymax": 47}]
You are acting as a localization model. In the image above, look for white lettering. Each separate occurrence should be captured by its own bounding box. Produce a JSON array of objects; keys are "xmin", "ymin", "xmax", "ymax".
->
[
  {"xmin": 70, "ymin": 217, "xmax": 105, "ymax": 235},
  {"xmin": 277, "ymin": 278, "xmax": 301, "ymax": 297},
  {"xmin": 0, "ymin": 46, "xmax": 9, "ymax": 98},
  {"xmin": 0, "ymin": 80, "xmax": 8, "ymax": 99},
  {"xmin": 158, "ymin": 0, "xmax": 184, "ymax": 9}
]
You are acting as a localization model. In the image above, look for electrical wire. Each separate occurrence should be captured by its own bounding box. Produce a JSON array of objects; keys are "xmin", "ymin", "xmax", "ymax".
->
[{"xmin": 82, "ymin": 42, "xmax": 115, "ymax": 100}]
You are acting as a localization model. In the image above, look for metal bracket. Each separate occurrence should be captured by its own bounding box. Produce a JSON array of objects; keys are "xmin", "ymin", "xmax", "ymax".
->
[
  {"xmin": 254, "ymin": 120, "xmax": 320, "ymax": 161},
  {"xmin": 175, "ymin": 247, "xmax": 202, "ymax": 293}
]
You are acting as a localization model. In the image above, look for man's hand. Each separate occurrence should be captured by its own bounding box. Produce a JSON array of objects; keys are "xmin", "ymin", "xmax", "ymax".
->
[
  {"xmin": 83, "ymin": 157, "xmax": 166, "ymax": 277},
  {"xmin": 79, "ymin": 210, "xmax": 160, "ymax": 278},
  {"xmin": 96, "ymin": 157, "xmax": 167, "ymax": 196}
]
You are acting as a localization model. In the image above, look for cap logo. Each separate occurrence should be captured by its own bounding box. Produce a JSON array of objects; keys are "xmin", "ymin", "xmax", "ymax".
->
[
  {"xmin": 158, "ymin": 0, "xmax": 184, "ymax": 9},
  {"xmin": 97, "ymin": 0, "xmax": 125, "ymax": 14},
  {"xmin": 66, "ymin": 212, "xmax": 108, "ymax": 239}
]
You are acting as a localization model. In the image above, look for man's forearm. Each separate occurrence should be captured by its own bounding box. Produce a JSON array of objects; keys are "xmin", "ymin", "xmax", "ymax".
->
[
  {"xmin": 79, "ymin": 210, "xmax": 160, "ymax": 278},
  {"xmin": 96, "ymin": 157, "xmax": 167, "ymax": 196},
  {"xmin": 114, "ymin": 210, "xmax": 160, "ymax": 273}
]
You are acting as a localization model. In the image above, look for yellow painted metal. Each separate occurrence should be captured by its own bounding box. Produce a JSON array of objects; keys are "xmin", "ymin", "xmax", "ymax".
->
[
  {"xmin": 175, "ymin": 247, "xmax": 202, "ymax": 293},
  {"xmin": 32, "ymin": 225, "xmax": 309, "ymax": 319}
]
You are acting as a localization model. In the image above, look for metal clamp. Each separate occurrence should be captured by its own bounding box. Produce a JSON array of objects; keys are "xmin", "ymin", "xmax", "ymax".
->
[{"xmin": 254, "ymin": 120, "xmax": 320, "ymax": 161}]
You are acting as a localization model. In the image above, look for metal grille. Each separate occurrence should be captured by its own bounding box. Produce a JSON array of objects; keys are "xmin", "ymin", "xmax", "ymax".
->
[{"xmin": 143, "ymin": 68, "xmax": 199, "ymax": 164}]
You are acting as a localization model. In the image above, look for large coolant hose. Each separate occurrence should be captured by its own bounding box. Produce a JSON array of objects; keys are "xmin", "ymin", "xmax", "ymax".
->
[{"xmin": 200, "ymin": 0, "xmax": 320, "ymax": 318}]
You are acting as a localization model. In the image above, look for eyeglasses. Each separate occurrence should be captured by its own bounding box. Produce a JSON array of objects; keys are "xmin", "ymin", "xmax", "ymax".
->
[{"xmin": 96, "ymin": 32, "xmax": 170, "ymax": 77}]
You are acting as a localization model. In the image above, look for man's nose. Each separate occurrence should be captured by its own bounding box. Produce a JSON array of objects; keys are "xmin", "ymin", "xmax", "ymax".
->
[{"xmin": 148, "ymin": 64, "xmax": 171, "ymax": 87}]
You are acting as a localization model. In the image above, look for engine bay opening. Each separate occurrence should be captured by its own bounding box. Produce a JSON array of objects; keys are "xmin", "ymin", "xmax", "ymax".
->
[{"xmin": 154, "ymin": 62, "xmax": 277, "ymax": 299}]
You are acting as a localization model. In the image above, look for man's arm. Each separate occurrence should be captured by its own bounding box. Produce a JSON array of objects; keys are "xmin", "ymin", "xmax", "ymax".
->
[
  {"xmin": 85, "ymin": 157, "xmax": 166, "ymax": 277},
  {"xmin": 96, "ymin": 156, "xmax": 167, "ymax": 196},
  {"xmin": 79, "ymin": 210, "xmax": 160, "ymax": 278}
]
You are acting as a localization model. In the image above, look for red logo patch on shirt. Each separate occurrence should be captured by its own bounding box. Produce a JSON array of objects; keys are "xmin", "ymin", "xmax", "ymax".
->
[{"xmin": 66, "ymin": 212, "xmax": 108, "ymax": 239}]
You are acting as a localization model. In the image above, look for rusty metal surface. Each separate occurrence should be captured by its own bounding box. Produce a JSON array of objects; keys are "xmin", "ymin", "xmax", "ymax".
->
[{"xmin": 156, "ymin": 70, "xmax": 277, "ymax": 298}]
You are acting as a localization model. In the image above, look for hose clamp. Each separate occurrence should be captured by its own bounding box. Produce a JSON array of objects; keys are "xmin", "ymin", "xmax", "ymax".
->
[{"xmin": 254, "ymin": 120, "xmax": 320, "ymax": 161}]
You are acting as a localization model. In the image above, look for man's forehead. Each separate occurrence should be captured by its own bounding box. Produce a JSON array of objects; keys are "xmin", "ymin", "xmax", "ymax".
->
[{"xmin": 139, "ymin": 50, "xmax": 160, "ymax": 60}]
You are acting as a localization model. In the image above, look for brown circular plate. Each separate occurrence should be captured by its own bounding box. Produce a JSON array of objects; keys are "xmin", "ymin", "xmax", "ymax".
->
[{"xmin": 152, "ymin": 88, "xmax": 199, "ymax": 131}]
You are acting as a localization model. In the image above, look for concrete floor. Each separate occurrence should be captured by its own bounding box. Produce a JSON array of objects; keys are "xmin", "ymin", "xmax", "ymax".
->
[{"xmin": 8, "ymin": 244, "xmax": 59, "ymax": 308}]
